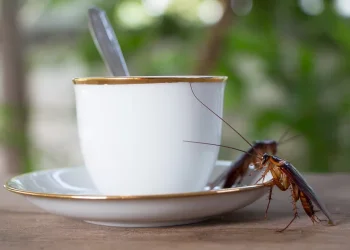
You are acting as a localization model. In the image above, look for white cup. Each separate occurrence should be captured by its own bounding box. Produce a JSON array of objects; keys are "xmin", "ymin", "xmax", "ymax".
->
[{"xmin": 72, "ymin": 76, "xmax": 227, "ymax": 195}]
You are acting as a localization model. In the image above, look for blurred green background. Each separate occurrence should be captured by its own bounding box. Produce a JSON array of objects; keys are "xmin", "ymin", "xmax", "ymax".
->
[{"xmin": 0, "ymin": 0, "xmax": 349, "ymax": 174}]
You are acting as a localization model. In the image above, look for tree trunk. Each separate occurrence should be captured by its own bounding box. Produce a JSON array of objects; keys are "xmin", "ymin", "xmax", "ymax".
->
[
  {"xmin": 1, "ymin": 0, "xmax": 29, "ymax": 174},
  {"xmin": 194, "ymin": 0, "xmax": 234, "ymax": 75}
]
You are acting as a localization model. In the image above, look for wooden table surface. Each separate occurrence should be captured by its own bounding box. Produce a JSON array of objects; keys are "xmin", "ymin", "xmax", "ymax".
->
[{"xmin": 1, "ymin": 172, "xmax": 349, "ymax": 250}]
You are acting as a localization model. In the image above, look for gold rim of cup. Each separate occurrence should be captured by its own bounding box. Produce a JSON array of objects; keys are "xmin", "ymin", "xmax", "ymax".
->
[{"xmin": 72, "ymin": 76, "xmax": 228, "ymax": 85}]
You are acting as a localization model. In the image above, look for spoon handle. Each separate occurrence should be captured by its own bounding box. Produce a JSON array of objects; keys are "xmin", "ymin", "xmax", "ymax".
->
[{"xmin": 88, "ymin": 7, "xmax": 130, "ymax": 76}]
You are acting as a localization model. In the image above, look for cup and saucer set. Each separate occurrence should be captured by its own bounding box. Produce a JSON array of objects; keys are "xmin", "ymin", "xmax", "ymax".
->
[{"xmin": 4, "ymin": 76, "xmax": 272, "ymax": 227}]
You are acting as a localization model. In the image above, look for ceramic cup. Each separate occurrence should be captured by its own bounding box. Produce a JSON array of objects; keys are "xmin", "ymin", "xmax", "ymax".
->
[{"xmin": 72, "ymin": 76, "xmax": 227, "ymax": 195}]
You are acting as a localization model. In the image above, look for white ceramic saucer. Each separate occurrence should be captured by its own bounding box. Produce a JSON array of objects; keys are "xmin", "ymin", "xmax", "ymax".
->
[{"xmin": 4, "ymin": 160, "xmax": 272, "ymax": 227}]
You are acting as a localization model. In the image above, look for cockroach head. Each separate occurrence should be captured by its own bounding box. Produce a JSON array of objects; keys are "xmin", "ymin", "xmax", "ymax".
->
[
  {"xmin": 253, "ymin": 140, "xmax": 278, "ymax": 155},
  {"xmin": 261, "ymin": 153, "xmax": 270, "ymax": 165}
]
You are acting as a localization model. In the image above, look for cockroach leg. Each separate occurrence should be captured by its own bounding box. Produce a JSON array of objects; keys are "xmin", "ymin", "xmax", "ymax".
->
[
  {"xmin": 277, "ymin": 213, "xmax": 298, "ymax": 233},
  {"xmin": 255, "ymin": 162, "xmax": 273, "ymax": 185},
  {"xmin": 270, "ymin": 167, "xmax": 289, "ymax": 191},
  {"xmin": 276, "ymin": 187, "xmax": 299, "ymax": 233},
  {"xmin": 265, "ymin": 169, "xmax": 290, "ymax": 220},
  {"xmin": 265, "ymin": 186, "xmax": 273, "ymax": 219}
]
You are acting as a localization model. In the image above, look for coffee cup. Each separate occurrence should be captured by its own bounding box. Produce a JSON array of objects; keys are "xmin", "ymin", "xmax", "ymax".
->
[{"xmin": 72, "ymin": 76, "xmax": 227, "ymax": 195}]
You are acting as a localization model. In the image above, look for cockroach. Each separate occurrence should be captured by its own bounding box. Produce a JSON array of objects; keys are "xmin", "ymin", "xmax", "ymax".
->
[
  {"xmin": 208, "ymin": 131, "xmax": 300, "ymax": 189},
  {"xmin": 185, "ymin": 83, "xmax": 335, "ymax": 232},
  {"xmin": 208, "ymin": 139, "xmax": 277, "ymax": 189}
]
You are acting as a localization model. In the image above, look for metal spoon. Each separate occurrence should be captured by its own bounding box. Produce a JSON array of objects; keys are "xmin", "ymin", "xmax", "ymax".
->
[{"xmin": 88, "ymin": 6, "xmax": 130, "ymax": 76}]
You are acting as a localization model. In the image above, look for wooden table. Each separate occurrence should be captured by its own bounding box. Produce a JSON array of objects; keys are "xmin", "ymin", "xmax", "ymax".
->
[{"xmin": 1, "ymin": 172, "xmax": 349, "ymax": 250}]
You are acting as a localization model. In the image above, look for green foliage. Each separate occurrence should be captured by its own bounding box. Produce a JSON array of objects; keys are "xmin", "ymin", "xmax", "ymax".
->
[
  {"xmin": 221, "ymin": 0, "xmax": 350, "ymax": 172},
  {"xmin": 0, "ymin": 105, "xmax": 34, "ymax": 173},
  {"xmin": 70, "ymin": 0, "xmax": 350, "ymax": 172},
  {"xmin": 3, "ymin": 0, "xmax": 347, "ymax": 173}
]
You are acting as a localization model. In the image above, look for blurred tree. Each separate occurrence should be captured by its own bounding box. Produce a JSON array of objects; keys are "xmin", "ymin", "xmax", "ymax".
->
[
  {"xmin": 74, "ymin": 0, "xmax": 350, "ymax": 172},
  {"xmin": 1, "ymin": 0, "xmax": 31, "ymax": 173},
  {"xmin": 4, "ymin": 0, "xmax": 349, "ymax": 173}
]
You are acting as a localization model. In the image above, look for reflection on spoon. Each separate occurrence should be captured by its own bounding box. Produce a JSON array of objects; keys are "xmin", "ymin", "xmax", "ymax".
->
[{"xmin": 88, "ymin": 6, "xmax": 130, "ymax": 76}]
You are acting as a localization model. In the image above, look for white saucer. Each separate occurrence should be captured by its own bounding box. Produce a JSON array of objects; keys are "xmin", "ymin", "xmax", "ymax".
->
[{"xmin": 4, "ymin": 160, "xmax": 272, "ymax": 227}]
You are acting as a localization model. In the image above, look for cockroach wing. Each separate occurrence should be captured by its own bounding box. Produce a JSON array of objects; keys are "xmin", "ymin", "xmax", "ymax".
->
[
  {"xmin": 280, "ymin": 161, "xmax": 335, "ymax": 225},
  {"xmin": 209, "ymin": 167, "xmax": 233, "ymax": 188},
  {"xmin": 209, "ymin": 157, "xmax": 244, "ymax": 188}
]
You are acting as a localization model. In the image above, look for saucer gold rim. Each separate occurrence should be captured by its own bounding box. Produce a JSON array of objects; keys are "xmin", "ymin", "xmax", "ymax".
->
[
  {"xmin": 72, "ymin": 76, "xmax": 228, "ymax": 85},
  {"xmin": 3, "ymin": 169, "xmax": 271, "ymax": 201}
]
